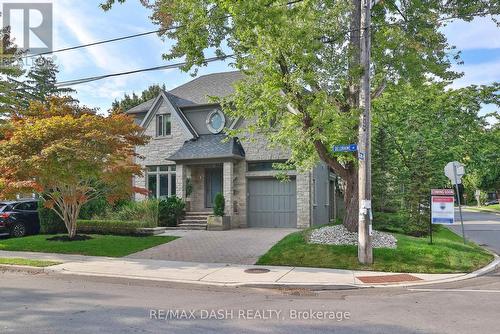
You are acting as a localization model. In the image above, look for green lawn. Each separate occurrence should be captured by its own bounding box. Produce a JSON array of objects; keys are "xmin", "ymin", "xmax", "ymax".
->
[
  {"xmin": 0, "ymin": 234, "xmax": 178, "ymax": 257},
  {"xmin": 464, "ymin": 204, "xmax": 500, "ymax": 213},
  {"xmin": 257, "ymin": 226, "xmax": 493, "ymax": 273},
  {"xmin": 0, "ymin": 257, "xmax": 61, "ymax": 267}
]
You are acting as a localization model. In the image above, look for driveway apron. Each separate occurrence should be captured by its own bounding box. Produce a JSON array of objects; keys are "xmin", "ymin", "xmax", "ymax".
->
[{"xmin": 126, "ymin": 228, "xmax": 297, "ymax": 265}]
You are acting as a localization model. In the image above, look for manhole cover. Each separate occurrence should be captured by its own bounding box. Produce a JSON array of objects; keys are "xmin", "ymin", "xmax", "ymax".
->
[{"xmin": 244, "ymin": 268, "xmax": 271, "ymax": 274}]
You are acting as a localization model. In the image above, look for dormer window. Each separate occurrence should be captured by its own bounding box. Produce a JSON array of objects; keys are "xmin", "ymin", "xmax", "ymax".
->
[
  {"xmin": 156, "ymin": 114, "xmax": 171, "ymax": 137},
  {"xmin": 206, "ymin": 109, "xmax": 225, "ymax": 134}
]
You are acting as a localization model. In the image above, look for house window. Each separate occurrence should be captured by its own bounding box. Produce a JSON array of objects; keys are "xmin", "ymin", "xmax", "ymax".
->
[
  {"xmin": 147, "ymin": 165, "xmax": 176, "ymax": 198},
  {"xmin": 156, "ymin": 114, "xmax": 171, "ymax": 137},
  {"xmin": 247, "ymin": 160, "xmax": 293, "ymax": 172},
  {"xmin": 206, "ymin": 109, "xmax": 226, "ymax": 134}
]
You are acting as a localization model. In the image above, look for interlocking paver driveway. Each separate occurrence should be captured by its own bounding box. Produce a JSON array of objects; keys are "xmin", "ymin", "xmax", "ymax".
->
[{"xmin": 126, "ymin": 228, "xmax": 297, "ymax": 264}]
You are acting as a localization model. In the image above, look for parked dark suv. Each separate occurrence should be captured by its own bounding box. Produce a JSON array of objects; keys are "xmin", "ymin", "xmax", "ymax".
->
[{"xmin": 0, "ymin": 200, "xmax": 40, "ymax": 237}]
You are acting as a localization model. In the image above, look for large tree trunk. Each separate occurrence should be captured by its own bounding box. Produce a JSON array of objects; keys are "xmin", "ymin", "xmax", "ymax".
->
[
  {"xmin": 313, "ymin": 142, "xmax": 359, "ymax": 232},
  {"xmin": 342, "ymin": 166, "xmax": 359, "ymax": 232}
]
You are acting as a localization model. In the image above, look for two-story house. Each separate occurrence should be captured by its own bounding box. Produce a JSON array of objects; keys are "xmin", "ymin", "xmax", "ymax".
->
[{"xmin": 126, "ymin": 71, "xmax": 342, "ymax": 229}]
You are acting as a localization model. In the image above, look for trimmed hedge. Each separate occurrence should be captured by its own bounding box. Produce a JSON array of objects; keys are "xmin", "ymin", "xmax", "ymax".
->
[{"xmin": 77, "ymin": 219, "xmax": 150, "ymax": 235}]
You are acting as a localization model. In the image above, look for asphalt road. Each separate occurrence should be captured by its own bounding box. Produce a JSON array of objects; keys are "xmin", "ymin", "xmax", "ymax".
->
[
  {"xmin": 448, "ymin": 209, "xmax": 500, "ymax": 254},
  {"xmin": 1, "ymin": 268, "xmax": 500, "ymax": 334}
]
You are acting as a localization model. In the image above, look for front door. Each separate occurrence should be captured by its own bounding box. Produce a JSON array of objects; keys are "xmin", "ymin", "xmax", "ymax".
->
[{"xmin": 205, "ymin": 167, "xmax": 223, "ymax": 208}]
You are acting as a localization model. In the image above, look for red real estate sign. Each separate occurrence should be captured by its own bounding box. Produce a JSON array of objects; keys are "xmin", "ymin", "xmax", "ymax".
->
[
  {"xmin": 431, "ymin": 189, "xmax": 454, "ymax": 196},
  {"xmin": 431, "ymin": 196, "xmax": 455, "ymax": 224}
]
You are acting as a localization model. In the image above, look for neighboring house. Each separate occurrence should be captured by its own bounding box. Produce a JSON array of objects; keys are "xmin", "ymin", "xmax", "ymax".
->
[{"xmin": 126, "ymin": 71, "xmax": 343, "ymax": 229}]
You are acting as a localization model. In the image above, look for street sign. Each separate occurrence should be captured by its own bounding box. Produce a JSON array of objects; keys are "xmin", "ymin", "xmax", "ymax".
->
[
  {"xmin": 431, "ymin": 196, "xmax": 454, "ymax": 225},
  {"xmin": 444, "ymin": 161, "xmax": 465, "ymax": 185},
  {"xmin": 333, "ymin": 144, "xmax": 358, "ymax": 152}
]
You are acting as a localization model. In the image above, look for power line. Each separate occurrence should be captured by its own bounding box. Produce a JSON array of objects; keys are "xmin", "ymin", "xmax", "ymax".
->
[
  {"xmin": 26, "ymin": 1, "xmax": 306, "ymax": 58},
  {"xmin": 55, "ymin": 54, "xmax": 234, "ymax": 87},
  {"xmin": 26, "ymin": 26, "xmax": 180, "ymax": 58}
]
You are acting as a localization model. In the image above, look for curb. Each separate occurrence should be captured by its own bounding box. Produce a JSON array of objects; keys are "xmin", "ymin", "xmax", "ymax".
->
[
  {"xmin": 2, "ymin": 254, "xmax": 498, "ymax": 290},
  {"xmin": 357, "ymin": 253, "xmax": 500, "ymax": 288},
  {"xmin": 0, "ymin": 264, "xmax": 47, "ymax": 274}
]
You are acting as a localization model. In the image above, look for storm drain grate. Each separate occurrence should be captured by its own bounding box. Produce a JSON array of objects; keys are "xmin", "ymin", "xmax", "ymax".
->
[
  {"xmin": 244, "ymin": 268, "xmax": 271, "ymax": 274},
  {"xmin": 356, "ymin": 273, "xmax": 422, "ymax": 284}
]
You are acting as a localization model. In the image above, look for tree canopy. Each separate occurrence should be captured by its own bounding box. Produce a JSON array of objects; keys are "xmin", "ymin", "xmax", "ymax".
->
[
  {"xmin": 0, "ymin": 26, "xmax": 25, "ymax": 116},
  {"xmin": 371, "ymin": 82, "xmax": 499, "ymax": 233},
  {"xmin": 21, "ymin": 56, "xmax": 75, "ymax": 104},
  {"xmin": 110, "ymin": 83, "xmax": 166, "ymax": 113}
]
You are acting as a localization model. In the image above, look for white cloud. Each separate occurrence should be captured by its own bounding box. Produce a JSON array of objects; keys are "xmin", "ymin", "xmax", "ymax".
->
[
  {"xmin": 443, "ymin": 16, "xmax": 500, "ymax": 50},
  {"xmin": 451, "ymin": 58, "xmax": 500, "ymax": 88},
  {"xmin": 53, "ymin": 0, "xmax": 137, "ymax": 72}
]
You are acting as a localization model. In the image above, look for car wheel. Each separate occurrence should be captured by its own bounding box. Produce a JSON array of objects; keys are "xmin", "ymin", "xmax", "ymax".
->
[{"xmin": 11, "ymin": 223, "xmax": 26, "ymax": 237}]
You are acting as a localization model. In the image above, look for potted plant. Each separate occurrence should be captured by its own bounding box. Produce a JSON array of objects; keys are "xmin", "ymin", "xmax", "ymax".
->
[{"xmin": 207, "ymin": 193, "xmax": 231, "ymax": 231}]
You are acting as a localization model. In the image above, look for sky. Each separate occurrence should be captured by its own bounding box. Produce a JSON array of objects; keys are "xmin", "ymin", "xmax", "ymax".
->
[{"xmin": 4, "ymin": 0, "xmax": 500, "ymax": 116}]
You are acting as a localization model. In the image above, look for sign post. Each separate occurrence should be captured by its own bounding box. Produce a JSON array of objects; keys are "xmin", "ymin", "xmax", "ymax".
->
[
  {"xmin": 444, "ymin": 161, "xmax": 466, "ymax": 244},
  {"xmin": 475, "ymin": 190, "xmax": 481, "ymax": 207}
]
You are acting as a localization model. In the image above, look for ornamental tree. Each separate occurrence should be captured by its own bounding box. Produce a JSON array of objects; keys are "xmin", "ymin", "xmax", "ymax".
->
[
  {"xmin": 102, "ymin": 0, "xmax": 499, "ymax": 231},
  {"xmin": 0, "ymin": 97, "xmax": 149, "ymax": 239}
]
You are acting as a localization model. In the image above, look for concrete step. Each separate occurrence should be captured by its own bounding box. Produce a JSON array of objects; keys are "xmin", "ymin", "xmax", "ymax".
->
[
  {"xmin": 177, "ymin": 223, "xmax": 207, "ymax": 230},
  {"xmin": 185, "ymin": 211, "xmax": 212, "ymax": 215},
  {"xmin": 180, "ymin": 219, "xmax": 207, "ymax": 224},
  {"xmin": 184, "ymin": 215, "xmax": 210, "ymax": 219}
]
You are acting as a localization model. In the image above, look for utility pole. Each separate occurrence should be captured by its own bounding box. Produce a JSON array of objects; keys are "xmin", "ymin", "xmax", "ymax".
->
[{"xmin": 358, "ymin": 0, "xmax": 373, "ymax": 264}]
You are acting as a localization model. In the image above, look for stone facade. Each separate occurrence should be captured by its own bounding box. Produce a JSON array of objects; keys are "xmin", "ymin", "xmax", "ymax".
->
[
  {"xmin": 134, "ymin": 98, "xmax": 192, "ymax": 200},
  {"xmin": 296, "ymin": 171, "xmax": 312, "ymax": 228},
  {"xmin": 131, "ymin": 94, "xmax": 317, "ymax": 229}
]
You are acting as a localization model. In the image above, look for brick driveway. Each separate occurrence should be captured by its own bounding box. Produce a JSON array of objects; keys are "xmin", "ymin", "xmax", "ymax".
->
[{"xmin": 126, "ymin": 228, "xmax": 297, "ymax": 265}]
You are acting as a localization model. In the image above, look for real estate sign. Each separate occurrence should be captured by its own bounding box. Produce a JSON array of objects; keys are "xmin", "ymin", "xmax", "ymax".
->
[{"xmin": 431, "ymin": 196, "xmax": 455, "ymax": 224}]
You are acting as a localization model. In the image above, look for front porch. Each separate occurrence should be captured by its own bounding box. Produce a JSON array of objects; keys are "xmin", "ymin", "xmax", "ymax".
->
[{"xmin": 175, "ymin": 161, "xmax": 241, "ymax": 229}]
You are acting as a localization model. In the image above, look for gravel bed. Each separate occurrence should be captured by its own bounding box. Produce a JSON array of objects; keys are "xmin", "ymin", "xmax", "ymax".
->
[{"xmin": 308, "ymin": 225, "xmax": 397, "ymax": 249}]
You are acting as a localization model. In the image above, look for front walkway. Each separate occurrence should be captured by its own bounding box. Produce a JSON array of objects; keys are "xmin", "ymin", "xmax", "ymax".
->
[{"xmin": 126, "ymin": 228, "xmax": 297, "ymax": 265}]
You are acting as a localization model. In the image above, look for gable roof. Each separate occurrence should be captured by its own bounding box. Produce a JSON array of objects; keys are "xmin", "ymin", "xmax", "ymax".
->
[
  {"xmin": 139, "ymin": 91, "xmax": 198, "ymax": 139},
  {"xmin": 168, "ymin": 134, "xmax": 245, "ymax": 161}
]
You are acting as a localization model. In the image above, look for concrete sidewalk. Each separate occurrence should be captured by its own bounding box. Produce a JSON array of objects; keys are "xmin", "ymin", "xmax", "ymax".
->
[
  {"xmin": 44, "ymin": 257, "xmax": 499, "ymax": 288},
  {"xmin": 1, "ymin": 249, "xmax": 497, "ymax": 288}
]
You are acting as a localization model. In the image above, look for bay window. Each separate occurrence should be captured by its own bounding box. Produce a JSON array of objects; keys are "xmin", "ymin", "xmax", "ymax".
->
[{"xmin": 147, "ymin": 165, "xmax": 176, "ymax": 198}]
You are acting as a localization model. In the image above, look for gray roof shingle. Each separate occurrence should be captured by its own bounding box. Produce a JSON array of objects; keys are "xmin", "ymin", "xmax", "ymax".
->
[
  {"xmin": 168, "ymin": 71, "xmax": 243, "ymax": 104},
  {"xmin": 125, "ymin": 71, "xmax": 243, "ymax": 114},
  {"xmin": 168, "ymin": 134, "xmax": 245, "ymax": 161},
  {"xmin": 125, "ymin": 98, "xmax": 155, "ymax": 114}
]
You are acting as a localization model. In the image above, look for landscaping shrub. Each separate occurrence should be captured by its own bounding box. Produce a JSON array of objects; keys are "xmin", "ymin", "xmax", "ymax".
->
[
  {"xmin": 78, "ymin": 197, "xmax": 110, "ymax": 220},
  {"xmin": 374, "ymin": 211, "xmax": 430, "ymax": 237},
  {"xmin": 213, "ymin": 193, "xmax": 225, "ymax": 216},
  {"xmin": 77, "ymin": 219, "xmax": 150, "ymax": 235},
  {"xmin": 158, "ymin": 196, "xmax": 185, "ymax": 227},
  {"xmin": 104, "ymin": 199, "xmax": 159, "ymax": 227}
]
